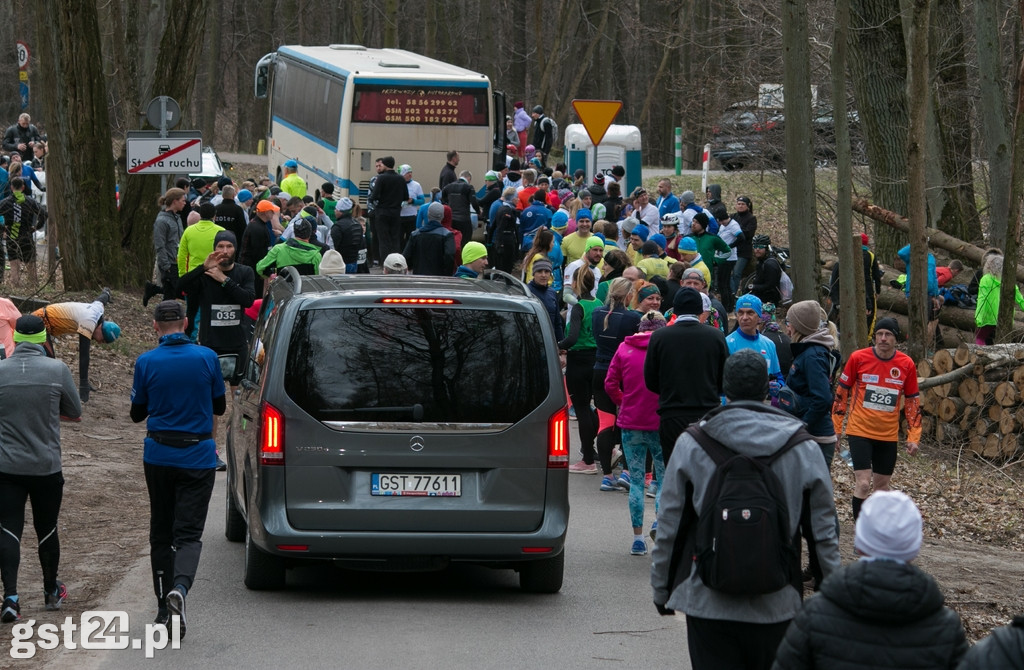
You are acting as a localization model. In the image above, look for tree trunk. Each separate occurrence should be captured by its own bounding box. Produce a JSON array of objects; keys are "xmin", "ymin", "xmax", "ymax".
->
[
  {"xmin": 851, "ymin": 198, "xmax": 1024, "ymax": 282},
  {"xmin": 535, "ymin": 1, "xmax": 573, "ymax": 112},
  {"xmin": 975, "ymin": 0, "xmax": 1013, "ymax": 246},
  {"xmin": 905, "ymin": 0, "xmax": 931, "ymax": 363},
  {"xmin": 996, "ymin": 2, "xmax": 1024, "ymax": 343},
  {"xmin": 834, "ymin": 0, "xmax": 862, "ymax": 359},
  {"xmin": 555, "ymin": 3, "xmax": 611, "ymax": 126},
  {"xmin": 34, "ymin": 0, "xmax": 122, "ymax": 290},
  {"xmin": 116, "ymin": 0, "xmax": 212, "ymax": 285},
  {"xmin": 848, "ymin": 0, "xmax": 909, "ymax": 262},
  {"xmin": 782, "ymin": 0, "xmax": 818, "ymax": 301},
  {"xmin": 928, "ymin": 0, "xmax": 981, "ymax": 243}
]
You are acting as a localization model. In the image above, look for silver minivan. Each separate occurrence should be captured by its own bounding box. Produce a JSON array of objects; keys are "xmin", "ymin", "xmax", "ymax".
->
[{"xmin": 225, "ymin": 270, "xmax": 569, "ymax": 592}]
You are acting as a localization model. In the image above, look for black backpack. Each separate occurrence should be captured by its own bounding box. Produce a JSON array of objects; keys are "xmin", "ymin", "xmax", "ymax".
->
[
  {"xmin": 490, "ymin": 205, "xmax": 519, "ymax": 273},
  {"xmin": 686, "ymin": 418, "xmax": 810, "ymax": 595}
]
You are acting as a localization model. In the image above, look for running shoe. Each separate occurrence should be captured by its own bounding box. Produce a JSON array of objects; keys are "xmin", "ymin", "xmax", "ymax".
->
[
  {"xmin": 167, "ymin": 586, "xmax": 187, "ymax": 639},
  {"xmin": 649, "ymin": 521, "xmax": 658, "ymax": 540},
  {"xmin": 646, "ymin": 481, "xmax": 659, "ymax": 499},
  {"xmin": 630, "ymin": 538, "xmax": 648, "ymax": 556},
  {"xmin": 616, "ymin": 470, "xmax": 631, "ymax": 490},
  {"xmin": 154, "ymin": 609, "xmax": 170, "ymax": 626},
  {"xmin": 568, "ymin": 406, "xmax": 577, "ymax": 420},
  {"xmin": 1, "ymin": 597, "xmax": 20, "ymax": 623},
  {"xmin": 599, "ymin": 475, "xmax": 622, "ymax": 491},
  {"xmin": 45, "ymin": 581, "xmax": 67, "ymax": 611},
  {"xmin": 216, "ymin": 457, "xmax": 227, "ymax": 472},
  {"xmin": 568, "ymin": 460, "xmax": 598, "ymax": 474},
  {"xmin": 611, "ymin": 446, "xmax": 623, "ymax": 467}
]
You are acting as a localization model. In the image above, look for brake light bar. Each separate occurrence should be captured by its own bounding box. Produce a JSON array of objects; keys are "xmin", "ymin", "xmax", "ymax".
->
[
  {"xmin": 548, "ymin": 406, "xmax": 569, "ymax": 468},
  {"xmin": 378, "ymin": 297, "xmax": 460, "ymax": 305},
  {"xmin": 260, "ymin": 401, "xmax": 284, "ymax": 466}
]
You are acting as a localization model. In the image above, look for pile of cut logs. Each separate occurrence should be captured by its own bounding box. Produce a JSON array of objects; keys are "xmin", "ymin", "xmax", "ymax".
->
[{"xmin": 918, "ymin": 343, "xmax": 1024, "ymax": 461}]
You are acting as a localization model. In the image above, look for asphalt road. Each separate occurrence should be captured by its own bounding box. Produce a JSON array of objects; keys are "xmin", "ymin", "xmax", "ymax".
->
[{"xmin": 61, "ymin": 440, "xmax": 691, "ymax": 669}]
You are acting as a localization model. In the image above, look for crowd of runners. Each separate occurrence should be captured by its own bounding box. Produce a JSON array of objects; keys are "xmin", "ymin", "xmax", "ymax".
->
[{"xmin": 0, "ymin": 121, "xmax": 1020, "ymax": 665}]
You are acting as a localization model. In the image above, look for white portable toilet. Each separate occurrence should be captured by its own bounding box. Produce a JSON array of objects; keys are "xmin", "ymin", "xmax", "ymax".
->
[{"xmin": 565, "ymin": 124, "xmax": 643, "ymax": 196}]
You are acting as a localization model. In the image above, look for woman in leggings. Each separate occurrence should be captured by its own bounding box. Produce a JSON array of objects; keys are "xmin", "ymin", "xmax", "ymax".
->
[{"xmin": 560, "ymin": 270, "xmax": 602, "ymax": 474}]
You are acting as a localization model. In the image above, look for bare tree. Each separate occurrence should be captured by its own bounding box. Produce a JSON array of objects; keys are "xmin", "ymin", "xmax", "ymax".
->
[
  {"xmin": 34, "ymin": 0, "xmax": 121, "ymax": 289},
  {"xmin": 116, "ymin": 0, "xmax": 213, "ymax": 283},
  {"xmin": 975, "ymin": 0, "xmax": 1014, "ymax": 246},
  {"xmin": 905, "ymin": 0, "xmax": 932, "ymax": 362},
  {"xmin": 782, "ymin": 0, "xmax": 819, "ymax": 301},
  {"xmin": 995, "ymin": 0, "xmax": 1024, "ymax": 342}
]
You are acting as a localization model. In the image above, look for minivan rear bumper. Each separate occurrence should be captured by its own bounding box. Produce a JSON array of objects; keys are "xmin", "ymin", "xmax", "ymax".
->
[{"xmin": 247, "ymin": 470, "xmax": 569, "ymax": 561}]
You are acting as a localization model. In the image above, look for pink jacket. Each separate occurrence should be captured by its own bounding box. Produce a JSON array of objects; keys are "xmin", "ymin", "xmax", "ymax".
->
[{"xmin": 604, "ymin": 331, "xmax": 661, "ymax": 431}]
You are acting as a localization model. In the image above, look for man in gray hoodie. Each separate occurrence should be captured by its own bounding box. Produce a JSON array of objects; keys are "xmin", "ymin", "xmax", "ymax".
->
[
  {"xmin": 650, "ymin": 349, "xmax": 839, "ymax": 670},
  {"xmin": 0, "ymin": 315, "xmax": 81, "ymax": 623}
]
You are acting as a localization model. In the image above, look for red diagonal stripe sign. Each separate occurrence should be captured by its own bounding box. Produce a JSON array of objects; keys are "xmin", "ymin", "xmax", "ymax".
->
[{"xmin": 128, "ymin": 139, "xmax": 200, "ymax": 174}]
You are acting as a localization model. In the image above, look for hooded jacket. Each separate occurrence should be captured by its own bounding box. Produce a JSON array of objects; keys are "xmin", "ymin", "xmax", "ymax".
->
[
  {"xmin": 256, "ymin": 238, "xmax": 322, "ymax": 276},
  {"xmin": 403, "ymin": 220, "xmax": 455, "ymax": 276},
  {"xmin": 0, "ymin": 343, "xmax": 81, "ymax": 476},
  {"xmin": 957, "ymin": 616, "xmax": 1024, "ymax": 670},
  {"xmin": 604, "ymin": 331, "xmax": 660, "ymax": 431},
  {"xmin": 772, "ymin": 559, "xmax": 968, "ymax": 669},
  {"xmin": 153, "ymin": 209, "xmax": 183, "ymax": 275},
  {"xmin": 785, "ymin": 330, "xmax": 838, "ymax": 441},
  {"xmin": 650, "ymin": 402, "xmax": 840, "ymax": 623}
]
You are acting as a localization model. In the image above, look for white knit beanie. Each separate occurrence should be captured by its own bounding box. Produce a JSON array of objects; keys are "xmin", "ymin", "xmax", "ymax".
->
[{"xmin": 854, "ymin": 491, "xmax": 923, "ymax": 562}]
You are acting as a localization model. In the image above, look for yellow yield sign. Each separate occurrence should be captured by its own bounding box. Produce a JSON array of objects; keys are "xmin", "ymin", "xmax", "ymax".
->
[{"xmin": 571, "ymin": 100, "xmax": 623, "ymax": 146}]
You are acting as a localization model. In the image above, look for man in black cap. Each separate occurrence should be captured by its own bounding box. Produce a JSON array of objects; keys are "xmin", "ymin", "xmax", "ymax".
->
[
  {"xmin": 0, "ymin": 315, "xmax": 81, "ymax": 623},
  {"xmin": 644, "ymin": 287, "xmax": 728, "ymax": 463},
  {"xmin": 131, "ymin": 300, "xmax": 227, "ymax": 637},
  {"xmin": 177, "ymin": 230, "xmax": 255, "ymax": 383},
  {"xmin": 832, "ymin": 317, "xmax": 922, "ymax": 521}
]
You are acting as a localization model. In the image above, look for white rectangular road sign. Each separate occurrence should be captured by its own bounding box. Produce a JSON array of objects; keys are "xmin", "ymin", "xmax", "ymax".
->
[{"xmin": 127, "ymin": 136, "xmax": 202, "ymax": 174}]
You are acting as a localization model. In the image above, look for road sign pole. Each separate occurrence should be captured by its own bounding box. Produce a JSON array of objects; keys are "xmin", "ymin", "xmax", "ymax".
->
[
  {"xmin": 675, "ymin": 127, "xmax": 682, "ymax": 176},
  {"xmin": 160, "ymin": 98, "xmax": 168, "ymax": 195}
]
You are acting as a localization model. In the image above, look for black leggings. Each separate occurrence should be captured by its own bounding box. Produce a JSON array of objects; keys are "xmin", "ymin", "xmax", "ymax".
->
[
  {"xmin": 0, "ymin": 471, "xmax": 64, "ymax": 598},
  {"xmin": 565, "ymin": 349, "xmax": 597, "ymax": 463}
]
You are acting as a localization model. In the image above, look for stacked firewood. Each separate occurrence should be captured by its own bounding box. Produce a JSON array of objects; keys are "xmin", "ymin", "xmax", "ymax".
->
[{"xmin": 917, "ymin": 343, "xmax": 1024, "ymax": 461}]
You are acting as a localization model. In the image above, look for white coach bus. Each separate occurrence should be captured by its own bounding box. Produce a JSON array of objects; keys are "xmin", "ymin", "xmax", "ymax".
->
[{"xmin": 255, "ymin": 44, "xmax": 506, "ymax": 204}]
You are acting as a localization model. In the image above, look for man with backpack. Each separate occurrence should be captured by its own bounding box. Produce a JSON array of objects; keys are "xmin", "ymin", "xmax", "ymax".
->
[
  {"xmin": 651, "ymin": 349, "xmax": 840, "ymax": 670},
  {"xmin": 748, "ymin": 234, "xmax": 784, "ymax": 306},
  {"xmin": 487, "ymin": 192, "xmax": 520, "ymax": 274},
  {"xmin": 530, "ymin": 105, "xmax": 557, "ymax": 168}
]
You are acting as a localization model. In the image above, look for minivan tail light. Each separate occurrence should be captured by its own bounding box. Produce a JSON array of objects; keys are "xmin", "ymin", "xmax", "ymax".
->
[
  {"xmin": 548, "ymin": 407, "xmax": 569, "ymax": 468},
  {"xmin": 260, "ymin": 402, "xmax": 284, "ymax": 466}
]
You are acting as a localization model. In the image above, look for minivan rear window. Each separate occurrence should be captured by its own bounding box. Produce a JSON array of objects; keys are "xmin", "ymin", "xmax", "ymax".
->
[{"xmin": 284, "ymin": 307, "xmax": 550, "ymax": 423}]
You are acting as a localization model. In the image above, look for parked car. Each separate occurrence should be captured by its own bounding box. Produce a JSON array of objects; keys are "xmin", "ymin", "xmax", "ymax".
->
[
  {"xmin": 710, "ymin": 101, "xmax": 865, "ymax": 170},
  {"xmin": 225, "ymin": 269, "xmax": 570, "ymax": 593},
  {"xmin": 188, "ymin": 146, "xmax": 229, "ymax": 181}
]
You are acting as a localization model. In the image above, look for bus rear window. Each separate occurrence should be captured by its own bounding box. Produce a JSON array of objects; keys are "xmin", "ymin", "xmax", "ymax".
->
[{"xmin": 352, "ymin": 84, "xmax": 487, "ymax": 126}]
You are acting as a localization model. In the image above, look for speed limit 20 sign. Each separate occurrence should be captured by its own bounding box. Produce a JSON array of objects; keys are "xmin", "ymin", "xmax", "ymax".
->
[{"xmin": 16, "ymin": 40, "xmax": 28, "ymax": 69}]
